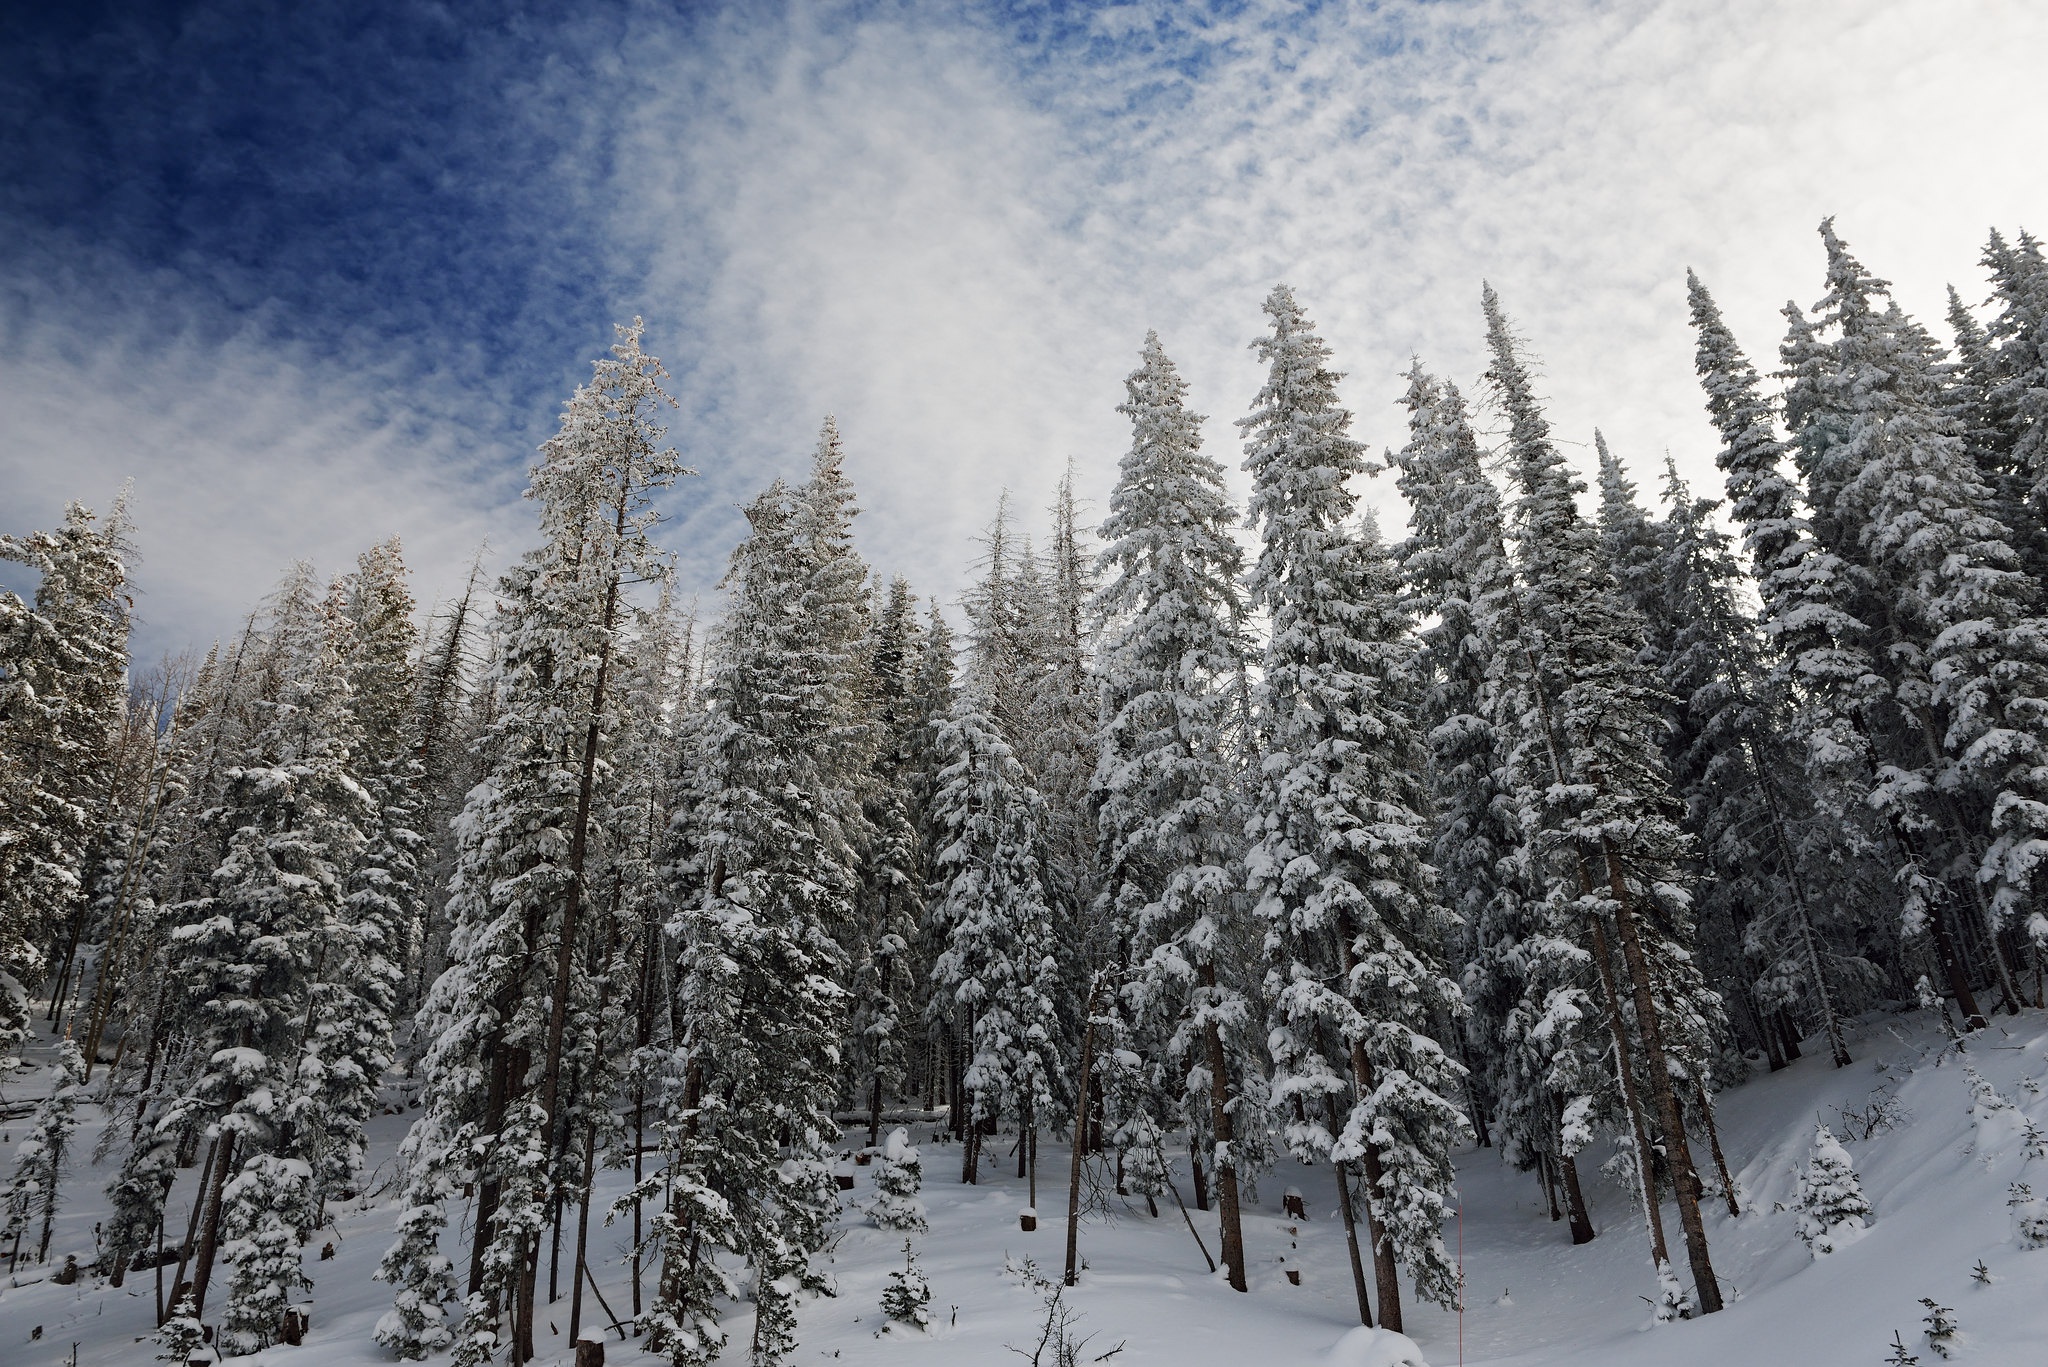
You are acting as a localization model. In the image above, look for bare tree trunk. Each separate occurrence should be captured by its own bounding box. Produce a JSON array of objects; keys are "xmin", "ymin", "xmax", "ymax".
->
[
  {"xmin": 186, "ymin": 1129, "xmax": 236, "ymax": 1321},
  {"xmin": 1196, "ymin": 962, "xmax": 1248, "ymax": 1293},
  {"xmin": 1603, "ymin": 839, "xmax": 1723, "ymax": 1314},
  {"xmin": 570, "ymin": 1113, "xmax": 598, "ymax": 1344},
  {"xmin": 1557, "ymin": 1148, "xmax": 1596, "ymax": 1247},
  {"xmin": 1692, "ymin": 1076, "xmax": 1739, "ymax": 1218},
  {"xmin": 1324, "ymin": 1091, "xmax": 1375, "ymax": 1328},
  {"xmin": 1586, "ymin": 915, "xmax": 1669, "ymax": 1266},
  {"xmin": 1063, "ymin": 996, "xmax": 1098, "ymax": 1287}
]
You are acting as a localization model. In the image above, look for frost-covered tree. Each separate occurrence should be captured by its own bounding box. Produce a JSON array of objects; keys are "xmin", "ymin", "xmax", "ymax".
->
[
  {"xmin": 1484, "ymin": 285, "xmax": 1725, "ymax": 1312},
  {"xmin": 388, "ymin": 320, "xmax": 685, "ymax": 1364},
  {"xmin": 0, "ymin": 495, "xmax": 131, "ymax": 1060},
  {"xmin": 865, "ymin": 1127, "xmax": 927, "ymax": 1232},
  {"xmin": 1783, "ymin": 223, "xmax": 2048, "ymax": 1014},
  {"xmin": 1242, "ymin": 287, "xmax": 1468, "ymax": 1328},
  {"xmin": 850, "ymin": 578, "xmax": 923, "ymax": 1145},
  {"xmin": 1093, "ymin": 331, "xmax": 1257, "ymax": 1292},
  {"xmin": 158, "ymin": 562, "xmax": 370, "ymax": 1329},
  {"xmin": 218, "ymin": 1152, "xmax": 316, "ymax": 1355},
  {"xmin": 927, "ymin": 691, "xmax": 1065, "ymax": 1199},
  {"xmin": 1392, "ymin": 366, "xmax": 1601, "ymax": 1245},
  {"xmin": 647, "ymin": 459, "xmax": 859, "ymax": 1367},
  {"xmin": 1793, "ymin": 1123, "xmax": 1872, "ymax": 1255},
  {"xmin": 2, "ymin": 1037, "xmax": 86, "ymax": 1265}
]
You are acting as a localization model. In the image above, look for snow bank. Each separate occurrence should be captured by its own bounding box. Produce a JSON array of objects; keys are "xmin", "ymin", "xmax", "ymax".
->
[{"xmin": 1322, "ymin": 1325, "xmax": 1430, "ymax": 1367}]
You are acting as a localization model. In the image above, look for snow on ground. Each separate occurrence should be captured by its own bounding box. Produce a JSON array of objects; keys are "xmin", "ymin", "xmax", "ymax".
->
[{"xmin": 3, "ymin": 1008, "xmax": 2045, "ymax": 1366}]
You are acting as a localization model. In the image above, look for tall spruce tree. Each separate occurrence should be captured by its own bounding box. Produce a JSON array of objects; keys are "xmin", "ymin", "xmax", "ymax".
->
[
  {"xmin": 1242, "ymin": 287, "xmax": 1468, "ymax": 1329},
  {"xmin": 1093, "ymin": 331, "xmax": 1258, "ymax": 1291},
  {"xmin": 1393, "ymin": 365, "xmax": 1601, "ymax": 1247},
  {"xmin": 1483, "ymin": 285, "xmax": 1726, "ymax": 1312},
  {"xmin": 0, "ymin": 495, "xmax": 132, "ymax": 1061},
  {"xmin": 388, "ymin": 320, "xmax": 685, "ymax": 1364}
]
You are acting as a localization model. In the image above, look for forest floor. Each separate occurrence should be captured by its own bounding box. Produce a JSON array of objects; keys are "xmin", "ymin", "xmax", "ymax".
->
[{"xmin": 2, "ymin": 1006, "xmax": 2045, "ymax": 1366}]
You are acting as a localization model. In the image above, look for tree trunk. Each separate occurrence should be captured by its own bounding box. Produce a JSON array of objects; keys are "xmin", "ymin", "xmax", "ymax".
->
[
  {"xmin": 1063, "ymin": 998, "xmax": 1098, "ymax": 1287},
  {"xmin": 1557, "ymin": 1148, "xmax": 1596, "ymax": 1247},
  {"xmin": 570, "ymin": 1116, "xmax": 598, "ymax": 1345},
  {"xmin": 1693, "ymin": 1075, "xmax": 1739, "ymax": 1218},
  {"xmin": 186, "ymin": 1129, "xmax": 236, "ymax": 1322},
  {"xmin": 1586, "ymin": 915, "xmax": 1670, "ymax": 1266},
  {"xmin": 1322, "ymin": 1093, "xmax": 1374, "ymax": 1327},
  {"xmin": 1603, "ymin": 839, "xmax": 1723, "ymax": 1315},
  {"xmin": 1196, "ymin": 963, "xmax": 1247, "ymax": 1294}
]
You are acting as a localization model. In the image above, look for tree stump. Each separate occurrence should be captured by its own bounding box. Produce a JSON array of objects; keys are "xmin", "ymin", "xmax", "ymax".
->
[
  {"xmin": 836, "ymin": 1173, "xmax": 856, "ymax": 1190},
  {"xmin": 319, "ymin": 1241, "xmax": 336, "ymax": 1261},
  {"xmin": 1282, "ymin": 1190, "xmax": 1307, "ymax": 1220},
  {"xmin": 282, "ymin": 1308, "xmax": 310, "ymax": 1345},
  {"xmin": 1285, "ymin": 1268, "xmax": 1301, "ymax": 1286},
  {"xmin": 1020, "ymin": 1209, "xmax": 1037, "ymax": 1232},
  {"xmin": 575, "ymin": 1335, "xmax": 606, "ymax": 1367}
]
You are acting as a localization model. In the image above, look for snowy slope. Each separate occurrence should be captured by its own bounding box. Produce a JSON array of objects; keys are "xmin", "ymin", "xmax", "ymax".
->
[{"xmin": 2, "ymin": 1008, "xmax": 2044, "ymax": 1366}]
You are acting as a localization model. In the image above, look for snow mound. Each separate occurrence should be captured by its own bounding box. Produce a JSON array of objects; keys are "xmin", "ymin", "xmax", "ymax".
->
[{"xmin": 1322, "ymin": 1325, "xmax": 1429, "ymax": 1367}]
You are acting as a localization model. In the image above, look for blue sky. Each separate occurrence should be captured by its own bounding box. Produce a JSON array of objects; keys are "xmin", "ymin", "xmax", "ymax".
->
[{"xmin": 5, "ymin": 0, "xmax": 2047, "ymax": 660}]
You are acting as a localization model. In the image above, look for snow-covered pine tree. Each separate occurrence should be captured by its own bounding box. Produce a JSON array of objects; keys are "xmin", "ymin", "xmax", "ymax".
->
[
  {"xmin": 1786, "ymin": 223, "xmax": 2048, "ymax": 1013},
  {"xmin": 285, "ymin": 540, "xmax": 420, "ymax": 1220},
  {"xmin": 1391, "ymin": 365, "xmax": 1601, "ymax": 1246},
  {"xmin": 1644, "ymin": 458, "xmax": 1855, "ymax": 1070},
  {"xmin": 217, "ymin": 1151, "xmax": 316, "ymax": 1356},
  {"xmin": 865, "ymin": 1126, "xmax": 927, "ymax": 1232},
  {"xmin": 1793, "ymin": 1122, "xmax": 1872, "ymax": 1255},
  {"xmin": 1982, "ymin": 229, "xmax": 2048, "ymax": 568},
  {"xmin": 850, "ymin": 579, "xmax": 923, "ymax": 1145},
  {"xmin": 157, "ymin": 561, "xmax": 371, "ymax": 1340},
  {"xmin": 387, "ymin": 320, "xmax": 685, "ymax": 1364},
  {"xmin": 0, "ymin": 495, "xmax": 131, "ymax": 1062},
  {"xmin": 927, "ymin": 688, "xmax": 1066, "ymax": 1200},
  {"xmin": 647, "ymin": 464, "xmax": 859, "ymax": 1367},
  {"xmin": 1242, "ymin": 287, "xmax": 1468, "ymax": 1330},
  {"xmin": 2, "ymin": 1037, "xmax": 85, "ymax": 1266},
  {"xmin": 1483, "ymin": 285, "xmax": 1725, "ymax": 1312},
  {"xmin": 879, "ymin": 1242, "xmax": 931, "ymax": 1329},
  {"xmin": 1093, "ymin": 331, "xmax": 1257, "ymax": 1291}
]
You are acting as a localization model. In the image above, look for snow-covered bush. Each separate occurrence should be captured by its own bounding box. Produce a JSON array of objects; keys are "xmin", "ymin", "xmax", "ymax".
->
[
  {"xmin": 1653, "ymin": 1259, "xmax": 1694, "ymax": 1322},
  {"xmin": 156, "ymin": 1292, "xmax": 205, "ymax": 1364},
  {"xmin": 1794, "ymin": 1123, "xmax": 1872, "ymax": 1255},
  {"xmin": 1918, "ymin": 1298, "xmax": 1956, "ymax": 1359},
  {"xmin": 880, "ymin": 1242, "xmax": 931, "ymax": 1330},
  {"xmin": 2009, "ymin": 1182, "xmax": 2048, "ymax": 1249},
  {"xmin": 866, "ymin": 1126, "xmax": 927, "ymax": 1232}
]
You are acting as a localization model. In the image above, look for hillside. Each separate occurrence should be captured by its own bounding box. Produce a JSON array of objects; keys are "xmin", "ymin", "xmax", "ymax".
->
[{"xmin": 3, "ymin": 1007, "xmax": 2042, "ymax": 1367}]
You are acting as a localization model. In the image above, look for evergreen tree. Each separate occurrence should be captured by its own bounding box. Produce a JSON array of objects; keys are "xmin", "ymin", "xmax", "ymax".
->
[
  {"xmin": 1242, "ymin": 286, "xmax": 1468, "ymax": 1328},
  {"xmin": 1484, "ymin": 285, "xmax": 1725, "ymax": 1312},
  {"xmin": 161, "ymin": 562, "xmax": 371, "ymax": 1332},
  {"xmin": 2, "ymin": 1037, "xmax": 86, "ymax": 1265},
  {"xmin": 389, "ymin": 320, "xmax": 685, "ymax": 1364},
  {"xmin": 647, "ymin": 465, "xmax": 856, "ymax": 1367},
  {"xmin": 1793, "ymin": 1123, "xmax": 1872, "ymax": 1255},
  {"xmin": 1785, "ymin": 224, "xmax": 2048, "ymax": 1013},
  {"xmin": 1391, "ymin": 366, "xmax": 1600, "ymax": 1244},
  {"xmin": 1093, "ymin": 331, "xmax": 1257, "ymax": 1292},
  {"xmin": 927, "ymin": 691, "xmax": 1066, "ymax": 1199},
  {"xmin": 0, "ymin": 495, "xmax": 131, "ymax": 1061}
]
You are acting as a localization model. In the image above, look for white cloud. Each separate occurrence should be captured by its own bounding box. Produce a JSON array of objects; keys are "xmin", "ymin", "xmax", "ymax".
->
[
  {"xmin": 611, "ymin": 0, "xmax": 2048, "ymax": 613},
  {"xmin": 10, "ymin": 0, "xmax": 2048, "ymax": 650},
  {"xmin": 0, "ymin": 270, "xmax": 527, "ymax": 661}
]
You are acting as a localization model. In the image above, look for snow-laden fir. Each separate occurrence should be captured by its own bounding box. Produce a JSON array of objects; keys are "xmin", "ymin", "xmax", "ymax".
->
[{"xmin": 4, "ymin": 221, "xmax": 2048, "ymax": 1366}]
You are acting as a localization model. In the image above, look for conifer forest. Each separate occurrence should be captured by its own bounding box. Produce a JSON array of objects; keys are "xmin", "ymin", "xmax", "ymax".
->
[{"xmin": 6, "ymin": 221, "xmax": 2048, "ymax": 1367}]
